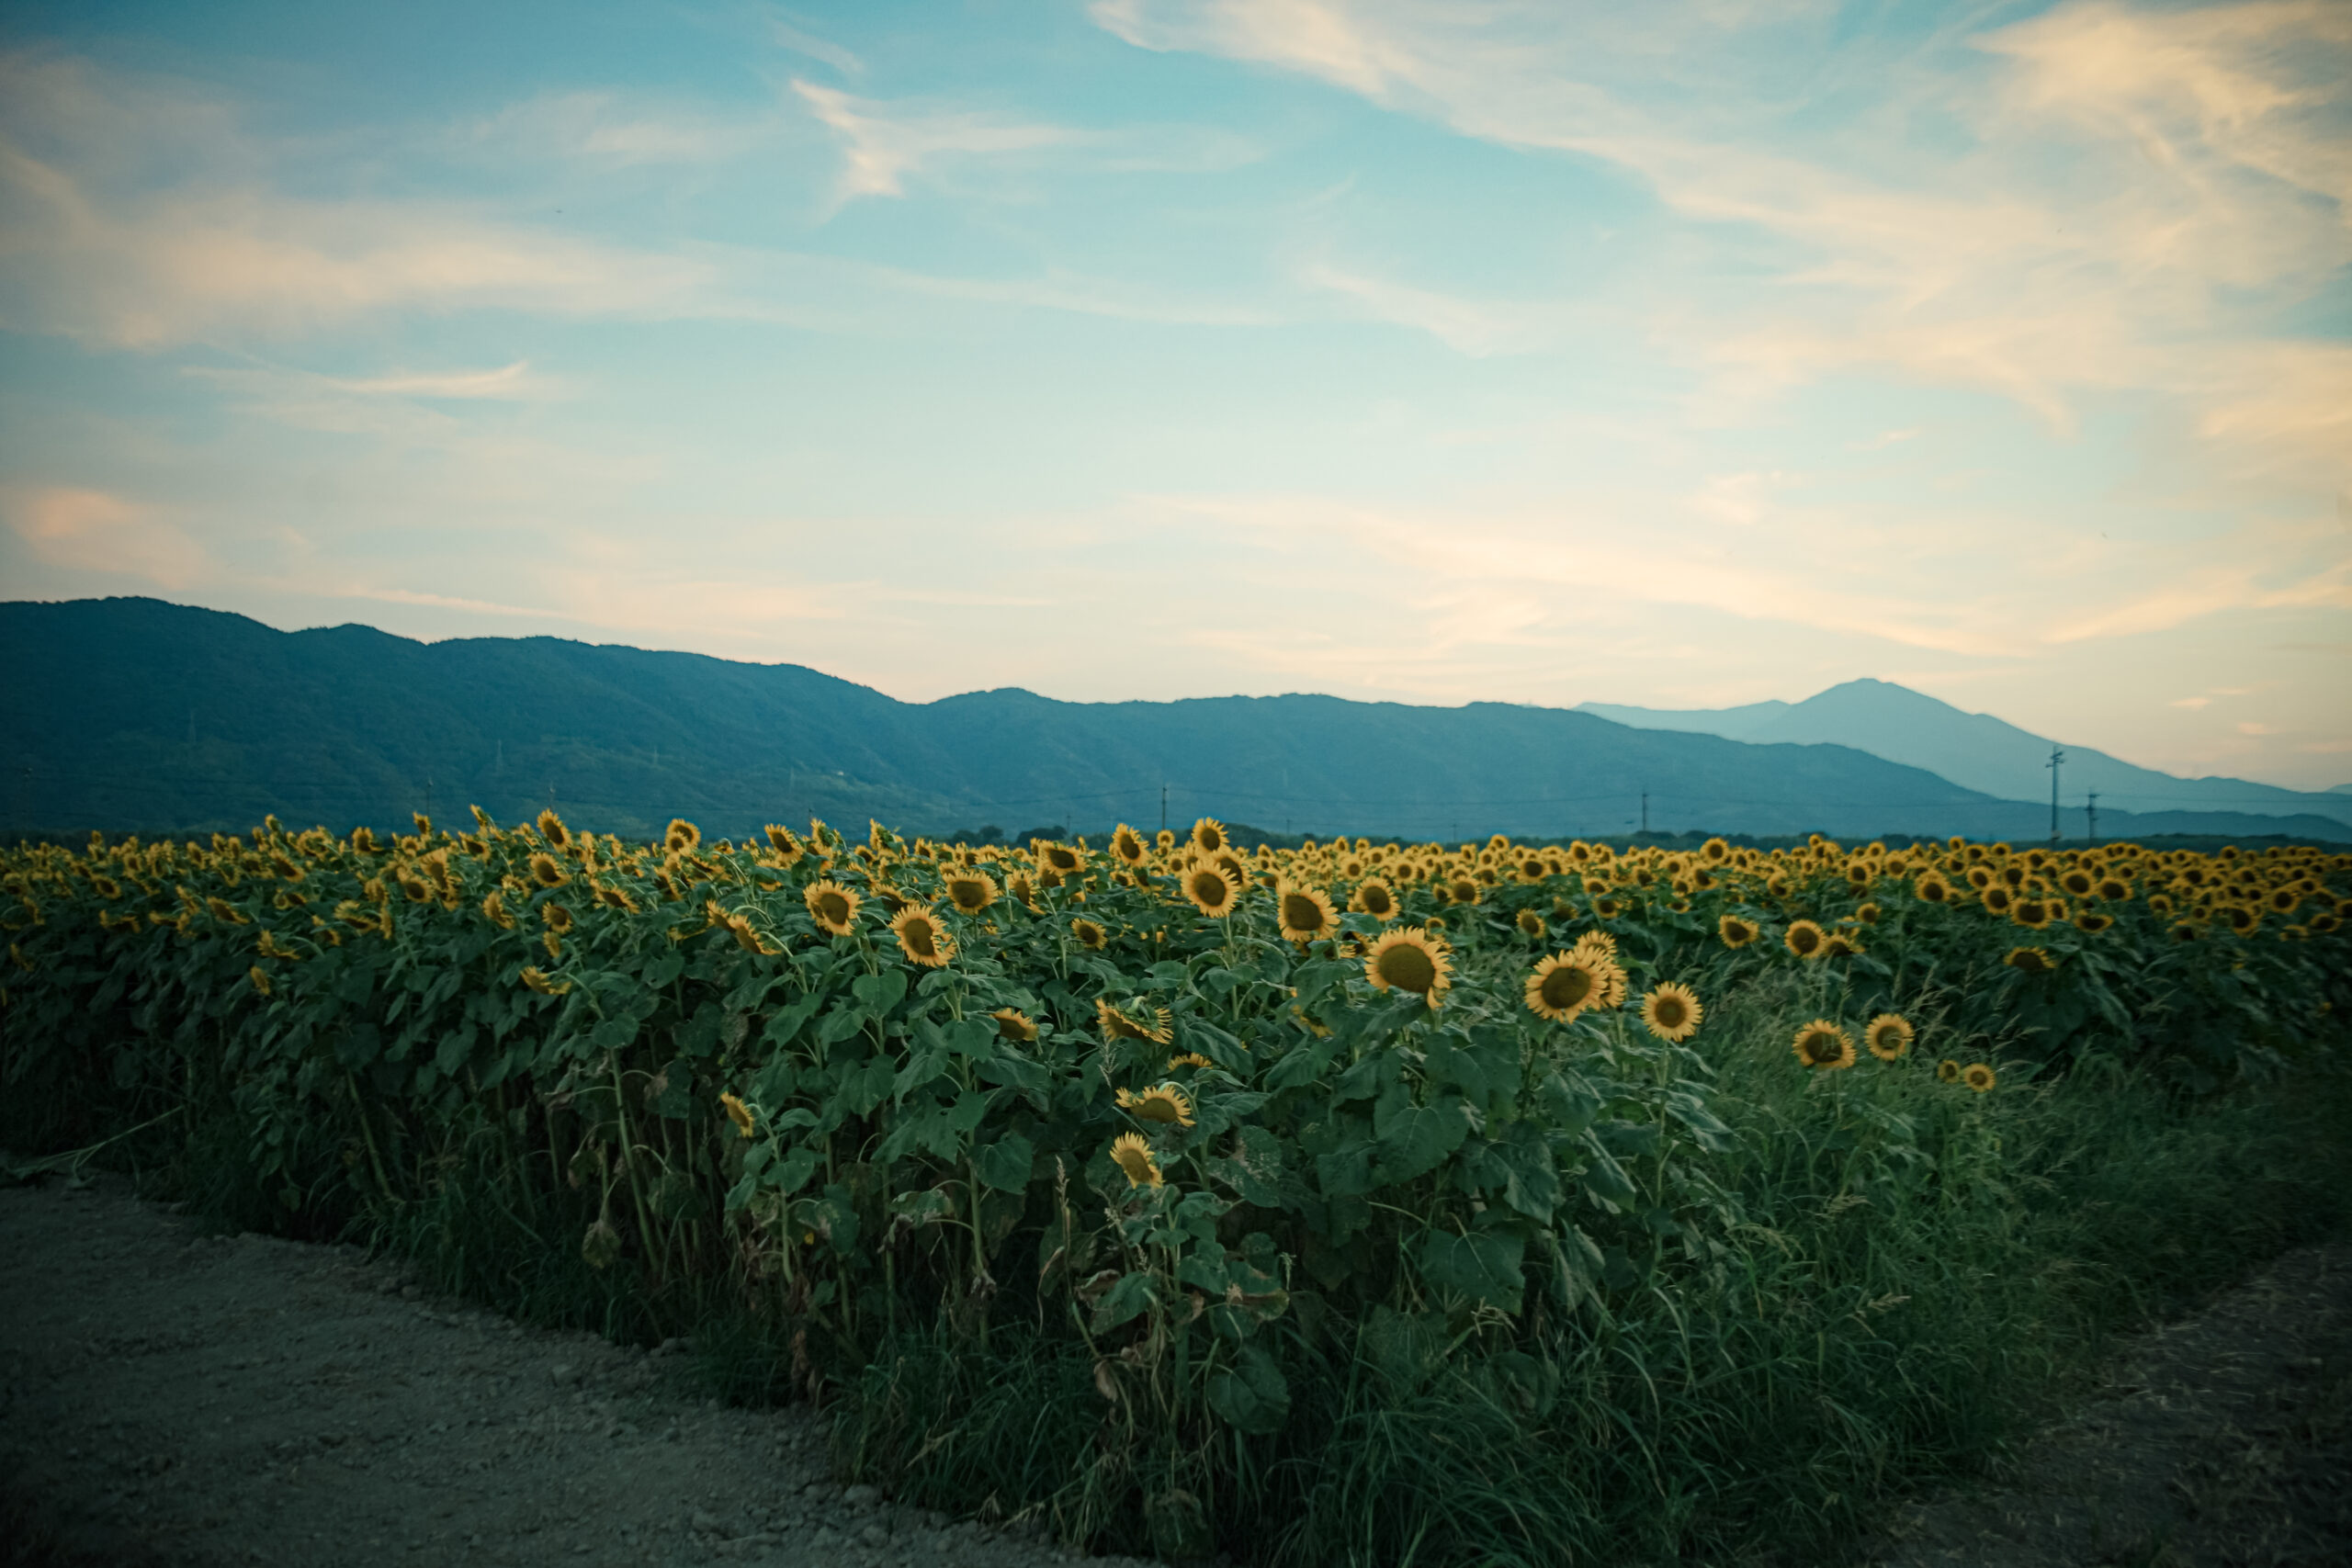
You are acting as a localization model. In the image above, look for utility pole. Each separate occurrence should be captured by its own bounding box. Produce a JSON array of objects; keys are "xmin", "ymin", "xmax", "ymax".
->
[
  {"xmin": 2086, "ymin": 791, "xmax": 2098, "ymax": 847},
  {"xmin": 1159, "ymin": 784, "xmax": 1167, "ymax": 833},
  {"xmin": 2047, "ymin": 746, "xmax": 2064, "ymax": 845},
  {"xmin": 1640, "ymin": 789, "xmax": 1649, "ymax": 836}
]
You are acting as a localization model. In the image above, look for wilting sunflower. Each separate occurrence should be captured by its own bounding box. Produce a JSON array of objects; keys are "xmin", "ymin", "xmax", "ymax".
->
[
  {"xmin": 1182, "ymin": 862, "xmax": 1242, "ymax": 919},
  {"xmin": 1115, "ymin": 1082, "xmax": 1196, "ymax": 1128},
  {"xmin": 991, "ymin": 1008, "xmax": 1039, "ymax": 1044},
  {"xmin": 804, "ymin": 879, "xmax": 860, "ymax": 936},
  {"xmin": 2004, "ymin": 945, "xmax": 2055, "ymax": 975},
  {"xmin": 519, "ymin": 965, "xmax": 571, "ymax": 996},
  {"xmin": 1792, "ymin": 1020, "xmax": 1856, "ymax": 1071},
  {"xmin": 1109, "ymin": 1132, "xmax": 1163, "ymax": 1190},
  {"xmin": 1364, "ymin": 927, "xmax": 1452, "ymax": 1007},
  {"xmin": 543, "ymin": 930, "xmax": 563, "ymax": 962},
  {"xmin": 1350, "ymin": 877, "xmax": 1399, "ymax": 921},
  {"xmin": 1110, "ymin": 825, "xmax": 1149, "ymax": 866},
  {"xmin": 1962, "ymin": 1063, "xmax": 1996, "ymax": 1094},
  {"xmin": 1276, "ymin": 882, "xmax": 1340, "ymax": 943},
  {"xmin": 481, "ymin": 890, "xmax": 517, "ymax": 930},
  {"xmin": 1524, "ymin": 952, "xmax": 1604, "ymax": 1024},
  {"xmin": 890, "ymin": 906, "xmax": 955, "ymax": 967},
  {"xmin": 1783, "ymin": 919, "xmax": 1827, "ymax": 959},
  {"xmin": 1865, "ymin": 1013, "xmax": 1915, "ymax": 1061},
  {"xmin": 1717, "ymin": 914, "xmax": 1758, "ymax": 949},
  {"xmin": 248, "ymin": 964, "xmax": 272, "ymax": 996},
  {"xmin": 1189, "ymin": 818, "xmax": 1228, "ymax": 856},
  {"xmin": 535, "ymin": 809, "xmax": 569, "ymax": 849},
  {"xmin": 1070, "ymin": 917, "xmax": 1109, "ymax": 951},
  {"xmin": 719, "ymin": 1091, "xmax": 754, "ymax": 1139},
  {"xmin": 664, "ymin": 818, "xmax": 701, "ymax": 854},
  {"xmin": 1515, "ymin": 907, "xmax": 1547, "ymax": 940},
  {"xmin": 1098, "ymin": 998, "xmax": 1175, "ymax": 1045},
  {"xmin": 1640, "ymin": 982, "xmax": 1702, "ymax": 1043}
]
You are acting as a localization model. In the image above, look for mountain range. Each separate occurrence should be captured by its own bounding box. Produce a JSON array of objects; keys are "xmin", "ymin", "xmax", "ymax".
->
[
  {"xmin": 1577, "ymin": 681, "xmax": 2349, "ymax": 826},
  {"xmin": 5, "ymin": 598, "xmax": 2346, "ymax": 846}
]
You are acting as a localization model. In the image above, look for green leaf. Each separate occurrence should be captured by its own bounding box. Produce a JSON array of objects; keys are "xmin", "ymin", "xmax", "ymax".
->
[
  {"xmin": 852, "ymin": 969, "xmax": 909, "ymax": 1015},
  {"xmin": 1373, "ymin": 1093, "xmax": 1470, "ymax": 1185},
  {"xmin": 1206, "ymin": 1124, "xmax": 1286, "ymax": 1208},
  {"xmin": 1418, "ymin": 1228, "xmax": 1525, "ymax": 1313},
  {"xmin": 975, "ymin": 1133, "xmax": 1034, "ymax": 1192},
  {"xmin": 1204, "ymin": 1343, "xmax": 1291, "ymax": 1435},
  {"xmin": 1090, "ymin": 1269, "xmax": 1158, "ymax": 1334}
]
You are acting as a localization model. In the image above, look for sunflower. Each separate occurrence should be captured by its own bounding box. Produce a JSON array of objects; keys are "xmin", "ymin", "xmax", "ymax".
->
[
  {"xmin": 1447, "ymin": 875, "xmax": 1481, "ymax": 906},
  {"xmin": 719, "ymin": 1091, "xmax": 754, "ymax": 1139},
  {"xmin": 2096, "ymin": 876, "xmax": 2132, "ymax": 902},
  {"xmin": 763, "ymin": 824, "xmax": 805, "ymax": 863},
  {"xmin": 1276, "ymin": 881, "xmax": 1340, "ymax": 943},
  {"xmin": 1098, "ymin": 998, "xmax": 1175, "ymax": 1045},
  {"xmin": 1038, "ymin": 841, "xmax": 1085, "ymax": 878},
  {"xmin": 1792, "ymin": 1020, "xmax": 1856, "ymax": 1070},
  {"xmin": 2004, "ymin": 946, "xmax": 2055, "ymax": 975},
  {"xmin": 1110, "ymin": 825, "xmax": 1149, "ymax": 866},
  {"xmin": 804, "ymin": 879, "xmax": 860, "ymax": 936},
  {"xmin": 1981, "ymin": 886, "xmax": 2016, "ymax": 917},
  {"xmin": 991, "ymin": 1007, "xmax": 1039, "ymax": 1044},
  {"xmin": 664, "ymin": 818, "xmax": 701, "ymax": 854},
  {"xmin": 1937, "ymin": 1058, "xmax": 1962, "ymax": 1083},
  {"xmin": 481, "ymin": 889, "xmax": 517, "ymax": 931},
  {"xmin": 1166, "ymin": 1052, "xmax": 1216, "ymax": 1072},
  {"xmin": 1593, "ymin": 896, "xmax": 1623, "ymax": 920},
  {"xmin": 519, "ymin": 965, "xmax": 571, "ymax": 996},
  {"xmin": 528, "ymin": 852, "xmax": 570, "ymax": 888},
  {"xmin": 1070, "ymin": 917, "xmax": 1109, "ymax": 951},
  {"xmin": 1181, "ymin": 862, "xmax": 1242, "ymax": 919},
  {"xmin": 541, "ymin": 901, "xmax": 575, "ymax": 934},
  {"xmin": 1514, "ymin": 907, "xmax": 1547, "ymax": 940},
  {"xmin": 1109, "ymin": 1132, "xmax": 1163, "ymax": 1190},
  {"xmin": 2221, "ymin": 905, "xmax": 2260, "ymax": 935},
  {"xmin": 1783, "ymin": 919, "xmax": 1826, "ymax": 959},
  {"xmin": 2169, "ymin": 920, "xmax": 2202, "ymax": 942},
  {"xmin": 543, "ymin": 930, "xmax": 563, "ymax": 961},
  {"xmin": 1640, "ymin": 982, "xmax": 1702, "ymax": 1043},
  {"xmin": 1864, "ymin": 1013, "xmax": 1914, "ymax": 1061},
  {"xmin": 2011, "ymin": 897, "xmax": 2055, "ymax": 931},
  {"xmin": 1115, "ymin": 1082, "xmax": 1196, "ymax": 1128},
  {"xmin": 1855, "ymin": 902, "xmax": 1882, "ymax": 926},
  {"xmin": 1350, "ymin": 877, "xmax": 1399, "ymax": 921},
  {"xmin": 248, "ymin": 964, "xmax": 272, "ymax": 996},
  {"xmin": 2148, "ymin": 894, "xmax": 2176, "ymax": 917},
  {"xmin": 890, "ymin": 906, "xmax": 955, "ymax": 967},
  {"xmin": 1714, "ymin": 914, "xmax": 1757, "ymax": 950},
  {"xmin": 1823, "ymin": 933, "xmax": 1865, "ymax": 958},
  {"xmin": 535, "ymin": 809, "xmax": 569, "ymax": 850},
  {"xmin": 1962, "ymin": 1063, "xmax": 1996, "ymax": 1094},
  {"xmin": 1364, "ymin": 927, "xmax": 1452, "ymax": 1007},
  {"xmin": 1524, "ymin": 952, "xmax": 1604, "ymax": 1023},
  {"xmin": 2075, "ymin": 911, "xmax": 2114, "ymax": 933}
]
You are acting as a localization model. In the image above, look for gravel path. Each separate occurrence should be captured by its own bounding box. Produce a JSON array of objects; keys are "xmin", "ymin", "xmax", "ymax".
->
[
  {"xmin": 0, "ymin": 1170, "xmax": 1157, "ymax": 1568},
  {"xmin": 1869, "ymin": 1240, "xmax": 2352, "ymax": 1568}
]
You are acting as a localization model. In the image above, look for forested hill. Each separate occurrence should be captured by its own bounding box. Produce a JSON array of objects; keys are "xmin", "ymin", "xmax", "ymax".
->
[{"xmin": 6, "ymin": 598, "xmax": 2346, "ymax": 846}]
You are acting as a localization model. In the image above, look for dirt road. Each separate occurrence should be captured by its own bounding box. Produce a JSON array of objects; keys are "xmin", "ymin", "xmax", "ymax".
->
[{"xmin": 0, "ymin": 1170, "xmax": 1152, "ymax": 1568}]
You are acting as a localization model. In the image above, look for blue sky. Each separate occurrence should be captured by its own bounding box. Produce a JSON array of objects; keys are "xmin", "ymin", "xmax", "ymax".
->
[{"xmin": 2, "ymin": 0, "xmax": 2347, "ymax": 787}]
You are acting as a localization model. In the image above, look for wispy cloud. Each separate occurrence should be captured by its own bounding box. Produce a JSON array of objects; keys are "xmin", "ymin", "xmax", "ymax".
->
[
  {"xmin": 4, "ymin": 485, "xmax": 207, "ymax": 588},
  {"xmin": 790, "ymin": 80, "xmax": 1084, "ymax": 205},
  {"xmin": 767, "ymin": 13, "xmax": 865, "ymax": 78}
]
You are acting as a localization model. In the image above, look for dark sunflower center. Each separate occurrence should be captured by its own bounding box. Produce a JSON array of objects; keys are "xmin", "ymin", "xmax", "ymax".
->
[
  {"xmin": 1363, "ymin": 887, "xmax": 1393, "ymax": 915},
  {"xmin": 1282, "ymin": 894, "xmax": 1322, "ymax": 931},
  {"xmin": 1540, "ymin": 964, "xmax": 1592, "ymax": 1010},
  {"xmin": 1654, "ymin": 997, "xmax": 1687, "ymax": 1029},
  {"xmin": 1791, "ymin": 928, "xmax": 1820, "ymax": 953},
  {"xmin": 1377, "ymin": 943, "xmax": 1438, "ymax": 993},
  {"xmin": 903, "ymin": 919, "xmax": 938, "ymax": 956},
  {"xmin": 817, "ymin": 893, "xmax": 848, "ymax": 923},
  {"xmin": 1191, "ymin": 872, "xmax": 1230, "ymax": 907},
  {"xmin": 1803, "ymin": 1032, "xmax": 1840, "ymax": 1064}
]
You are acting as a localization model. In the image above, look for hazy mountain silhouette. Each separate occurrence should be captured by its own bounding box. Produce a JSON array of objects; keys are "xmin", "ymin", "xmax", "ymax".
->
[
  {"xmin": 1579, "ymin": 679, "xmax": 2347, "ymax": 829},
  {"xmin": 6, "ymin": 599, "xmax": 2346, "ymax": 845}
]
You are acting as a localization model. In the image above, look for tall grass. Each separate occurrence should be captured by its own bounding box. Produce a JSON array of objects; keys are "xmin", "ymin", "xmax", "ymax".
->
[{"xmin": 837, "ymin": 969, "xmax": 2352, "ymax": 1564}]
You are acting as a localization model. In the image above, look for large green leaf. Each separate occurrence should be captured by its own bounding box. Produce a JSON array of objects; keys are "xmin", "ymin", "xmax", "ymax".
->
[
  {"xmin": 1373, "ymin": 1092, "xmax": 1470, "ymax": 1185},
  {"xmin": 1418, "ymin": 1228, "xmax": 1525, "ymax": 1312},
  {"xmin": 1204, "ymin": 1344, "xmax": 1291, "ymax": 1435},
  {"xmin": 975, "ymin": 1132, "xmax": 1034, "ymax": 1193}
]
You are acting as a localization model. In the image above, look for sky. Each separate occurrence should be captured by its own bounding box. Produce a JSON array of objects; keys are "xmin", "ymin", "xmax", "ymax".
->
[{"xmin": 1, "ymin": 0, "xmax": 2347, "ymax": 790}]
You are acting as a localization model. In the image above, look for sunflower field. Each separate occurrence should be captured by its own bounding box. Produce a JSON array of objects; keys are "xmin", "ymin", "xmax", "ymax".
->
[{"xmin": 5, "ymin": 813, "xmax": 2350, "ymax": 1562}]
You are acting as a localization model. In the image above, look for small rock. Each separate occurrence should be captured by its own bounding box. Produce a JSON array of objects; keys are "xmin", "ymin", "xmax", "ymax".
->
[
  {"xmin": 399, "ymin": 1284, "xmax": 420, "ymax": 1300},
  {"xmin": 859, "ymin": 1522, "xmax": 889, "ymax": 1548},
  {"xmin": 690, "ymin": 1508, "xmax": 723, "ymax": 1533},
  {"xmin": 548, "ymin": 1363, "xmax": 580, "ymax": 1387},
  {"xmin": 842, "ymin": 1483, "xmax": 880, "ymax": 1508}
]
